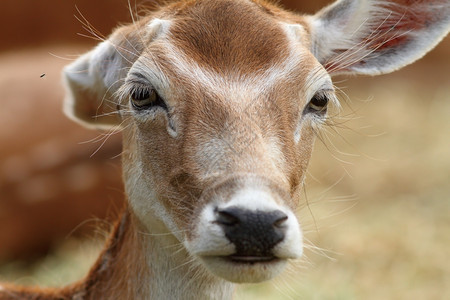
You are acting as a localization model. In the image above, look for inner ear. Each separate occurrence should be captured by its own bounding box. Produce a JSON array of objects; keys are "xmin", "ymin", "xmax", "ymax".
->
[
  {"xmin": 307, "ymin": 0, "xmax": 450, "ymax": 76},
  {"xmin": 63, "ymin": 41, "xmax": 125, "ymax": 130},
  {"xmin": 62, "ymin": 18, "xmax": 170, "ymax": 130}
]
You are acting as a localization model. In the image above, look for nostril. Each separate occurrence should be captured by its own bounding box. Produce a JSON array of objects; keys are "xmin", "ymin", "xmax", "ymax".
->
[
  {"xmin": 272, "ymin": 211, "xmax": 288, "ymax": 228},
  {"xmin": 214, "ymin": 207, "xmax": 287, "ymax": 228},
  {"xmin": 214, "ymin": 208, "xmax": 239, "ymax": 226}
]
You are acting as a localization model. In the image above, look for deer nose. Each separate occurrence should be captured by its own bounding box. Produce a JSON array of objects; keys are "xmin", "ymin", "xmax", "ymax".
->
[{"xmin": 215, "ymin": 206, "xmax": 288, "ymax": 257}]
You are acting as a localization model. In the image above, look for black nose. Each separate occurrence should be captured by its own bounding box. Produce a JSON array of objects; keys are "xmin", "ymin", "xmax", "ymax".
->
[{"xmin": 215, "ymin": 206, "xmax": 288, "ymax": 257}]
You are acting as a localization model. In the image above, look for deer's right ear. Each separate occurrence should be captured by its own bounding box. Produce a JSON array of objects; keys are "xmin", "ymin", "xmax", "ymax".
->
[
  {"xmin": 63, "ymin": 40, "xmax": 127, "ymax": 130},
  {"xmin": 63, "ymin": 18, "xmax": 169, "ymax": 130}
]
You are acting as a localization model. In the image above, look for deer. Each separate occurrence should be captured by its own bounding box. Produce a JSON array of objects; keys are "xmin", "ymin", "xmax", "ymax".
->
[{"xmin": 1, "ymin": 0, "xmax": 448, "ymax": 299}]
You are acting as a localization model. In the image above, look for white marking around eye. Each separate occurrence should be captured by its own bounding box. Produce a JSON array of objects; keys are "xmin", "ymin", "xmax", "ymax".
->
[{"xmin": 281, "ymin": 22, "xmax": 336, "ymax": 104}]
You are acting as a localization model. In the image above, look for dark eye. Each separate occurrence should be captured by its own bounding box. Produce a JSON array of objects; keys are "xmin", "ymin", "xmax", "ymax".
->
[
  {"xmin": 130, "ymin": 86, "xmax": 167, "ymax": 111},
  {"xmin": 306, "ymin": 93, "xmax": 329, "ymax": 113}
]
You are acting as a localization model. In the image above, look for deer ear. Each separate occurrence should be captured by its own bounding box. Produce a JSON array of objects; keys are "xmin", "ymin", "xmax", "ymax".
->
[
  {"xmin": 63, "ymin": 40, "xmax": 126, "ymax": 130},
  {"xmin": 307, "ymin": 0, "xmax": 450, "ymax": 75},
  {"xmin": 62, "ymin": 18, "xmax": 151, "ymax": 130}
]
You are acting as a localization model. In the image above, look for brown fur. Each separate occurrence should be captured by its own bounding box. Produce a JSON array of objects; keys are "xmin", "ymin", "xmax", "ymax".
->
[
  {"xmin": 1, "ymin": 0, "xmax": 448, "ymax": 298},
  {"xmin": 0, "ymin": 207, "xmax": 149, "ymax": 300},
  {"xmin": 118, "ymin": 0, "xmax": 315, "ymax": 235},
  {"xmin": 1, "ymin": 1, "xmax": 312, "ymax": 297}
]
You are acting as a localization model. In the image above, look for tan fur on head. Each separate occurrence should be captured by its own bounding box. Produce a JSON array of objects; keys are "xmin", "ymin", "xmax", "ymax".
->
[
  {"xmin": 2, "ymin": 0, "xmax": 448, "ymax": 299},
  {"xmin": 60, "ymin": 0, "xmax": 450, "ymax": 291}
]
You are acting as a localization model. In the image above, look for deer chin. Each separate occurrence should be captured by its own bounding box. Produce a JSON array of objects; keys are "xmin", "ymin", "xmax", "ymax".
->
[{"xmin": 200, "ymin": 255, "xmax": 288, "ymax": 283}]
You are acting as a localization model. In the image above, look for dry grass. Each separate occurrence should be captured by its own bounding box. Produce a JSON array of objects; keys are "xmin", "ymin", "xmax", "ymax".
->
[{"xmin": 1, "ymin": 64, "xmax": 449, "ymax": 299}]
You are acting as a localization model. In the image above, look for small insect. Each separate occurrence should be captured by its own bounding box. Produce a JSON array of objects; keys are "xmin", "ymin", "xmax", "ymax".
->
[{"xmin": 40, "ymin": 73, "xmax": 46, "ymax": 78}]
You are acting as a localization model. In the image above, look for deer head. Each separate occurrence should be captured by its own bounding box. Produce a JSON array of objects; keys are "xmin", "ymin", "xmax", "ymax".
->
[{"xmin": 62, "ymin": 0, "xmax": 449, "ymax": 284}]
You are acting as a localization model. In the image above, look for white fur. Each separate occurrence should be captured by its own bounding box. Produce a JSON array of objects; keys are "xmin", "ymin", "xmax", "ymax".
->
[
  {"xmin": 282, "ymin": 23, "xmax": 307, "ymax": 42},
  {"xmin": 125, "ymin": 161, "xmax": 183, "ymax": 239},
  {"xmin": 187, "ymin": 205, "xmax": 236, "ymax": 257},
  {"xmin": 308, "ymin": 0, "xmax": 450, "ymax": 75},
  {"xmin": 227, "ymin": 187, "xmax": 282, "ymax": 211},
  {"xmin": 62, "ymin": 46, "xmax": 118, "ymax": 130},
  {"xmin": 140, "ymin": 227, "xmax": 234, "ymax": 299},
  {"xmin": 147, "ymin": 18, "xmax": 171, "ymax": 36}
]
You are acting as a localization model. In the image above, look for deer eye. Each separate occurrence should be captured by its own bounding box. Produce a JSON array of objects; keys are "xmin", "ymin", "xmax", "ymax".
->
[
  {"xmin": 306, "ymin": 92, "xmax": 329, "ymax": 114},
  {"xmin": 130, "ymin": 86, "xmax": 167, "ymax": 111}
]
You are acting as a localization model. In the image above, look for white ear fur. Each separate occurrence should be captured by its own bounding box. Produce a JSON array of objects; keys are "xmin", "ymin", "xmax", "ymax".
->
[
  {"xmin": 63, "ymin": 40, "xmax": 125, "ymax": 130},
  {"xmin": 62, "ymin": 18, "xmax": 170, "ymax": 130},
  {"xmin": 307, "ymin": 0, "xmax": 450, "ymax": 75}
]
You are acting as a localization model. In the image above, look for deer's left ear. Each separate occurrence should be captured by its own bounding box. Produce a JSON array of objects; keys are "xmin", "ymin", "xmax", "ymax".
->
[{"xmin": 306, "ymin": 0, "xmax": 450, "ymax": 76}]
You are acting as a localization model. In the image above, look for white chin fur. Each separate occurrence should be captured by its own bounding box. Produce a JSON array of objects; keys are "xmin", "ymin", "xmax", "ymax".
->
[{"xmin": 200, "ymin": 256, "xmax": 288, "ymax": 283}]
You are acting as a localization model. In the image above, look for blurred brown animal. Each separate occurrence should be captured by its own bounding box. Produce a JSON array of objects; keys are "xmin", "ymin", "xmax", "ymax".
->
[{"xmin": 0, "ymin": 48, "xmax": 124, "ymax": 261}]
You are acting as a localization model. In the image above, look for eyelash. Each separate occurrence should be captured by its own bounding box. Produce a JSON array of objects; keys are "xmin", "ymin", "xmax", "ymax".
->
[
  {"xmin": 304, "ymin": 92, "xmax": 330, "ymax": 115},
  {"xmin": 129, "ymin": 85, "xmax": 168, "ymax": 111}
]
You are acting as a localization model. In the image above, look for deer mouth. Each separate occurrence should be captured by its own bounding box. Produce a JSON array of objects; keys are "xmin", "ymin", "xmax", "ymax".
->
[
  {"xmin": 200, "ymin": 255, "xmax": 288, "ymax": 283},
  {"xmin": 227, "ymin": 255, "xmax": 280, "ymax": 264}
]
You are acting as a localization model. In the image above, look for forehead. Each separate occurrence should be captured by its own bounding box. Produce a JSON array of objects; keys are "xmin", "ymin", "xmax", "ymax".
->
[
  {"xmin": 167, "ymin": 0, "xmax": 290, "ymax": 75},
  {"xmin": 130, "ymin": 0, "xmax": 331, "ymax": 100}
]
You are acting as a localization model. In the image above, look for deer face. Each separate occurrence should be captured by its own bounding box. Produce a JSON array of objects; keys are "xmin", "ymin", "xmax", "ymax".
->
[
  {"xmin": 63, "ymin": 0, "xmax": 449, "ymax": 284},
  {"xmin": 118, "ymin": 2, "xmax": 334, "ymax": 282}
]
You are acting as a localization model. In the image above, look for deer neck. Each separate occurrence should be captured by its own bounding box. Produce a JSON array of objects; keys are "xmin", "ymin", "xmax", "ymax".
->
[{"xmin": 77, "ymin": 207, "xmax": 235, "ymax": 300}]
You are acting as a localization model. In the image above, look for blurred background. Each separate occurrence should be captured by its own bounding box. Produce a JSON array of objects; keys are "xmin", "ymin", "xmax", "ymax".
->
[{"xmin": 0, "ymin": 1, "xmax": 448, "ymax": 299}]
